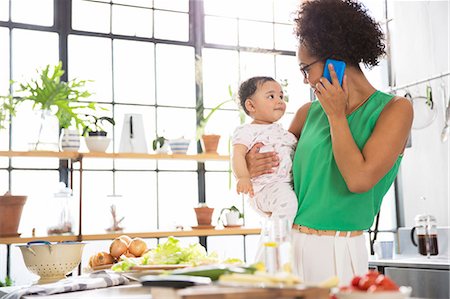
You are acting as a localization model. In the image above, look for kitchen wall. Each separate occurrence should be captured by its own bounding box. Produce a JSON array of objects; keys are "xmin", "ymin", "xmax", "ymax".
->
[{"xmin": 389, "ymin": 0, "xmax": 449, "ymax": 227}]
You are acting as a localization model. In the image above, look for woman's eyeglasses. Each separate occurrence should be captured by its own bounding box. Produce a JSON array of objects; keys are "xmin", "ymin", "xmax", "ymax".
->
[{"xmin": 300, "ymin": 58, "xmax": 322, "ymax": 78}]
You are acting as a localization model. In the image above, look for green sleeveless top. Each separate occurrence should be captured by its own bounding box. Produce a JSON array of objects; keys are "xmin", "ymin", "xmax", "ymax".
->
[{"xmin": 292, "ymin": 90, "xmax": 402, "ymax": 231}]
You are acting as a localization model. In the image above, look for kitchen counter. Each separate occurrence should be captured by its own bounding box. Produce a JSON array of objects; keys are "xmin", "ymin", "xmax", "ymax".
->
[
  {"xmin": 0, "ymin": 282, "xmax": 331, "ymax": 299},
  {"xmin": 369, "ymin": 254, "xmax": 450, "ymax": 270}
]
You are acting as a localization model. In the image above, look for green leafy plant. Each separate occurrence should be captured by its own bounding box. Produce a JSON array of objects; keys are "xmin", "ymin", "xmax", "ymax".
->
[
  {"xmin": 0, "ymin": 96, "xmax": 18, "ymax": 130},
  {"xmin": 81, "ymin": 114, "xmax": 115, "ymax": 136},
  {"xmin": 16, "ymin": 61, "xmax": 96, "ymax": 129},
  {"xmin": 217, "ymin": 205, "xmax": 244, "ymax": 225},
  {"xmin": 196, "ymin": 86, "xmax": 244, "ymax": 141},
  {"xmin": 152, "ymin": 135, "xmax": 167, "ymax": 151},
  {"xmin": 0, "ymin": 276, "xmax": 13, "ymax": 287}
]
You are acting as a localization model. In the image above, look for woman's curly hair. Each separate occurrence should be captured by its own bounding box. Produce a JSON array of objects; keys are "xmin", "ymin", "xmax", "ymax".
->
[{"xmin": 294, "ymin": 0, "xmax": 385, "ymax": 68}]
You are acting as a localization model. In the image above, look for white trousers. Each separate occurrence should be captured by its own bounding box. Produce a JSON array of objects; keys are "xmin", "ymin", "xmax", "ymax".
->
[{"xmin": 292, "ymin": 231, "xmax": 368, "ymax": 286}]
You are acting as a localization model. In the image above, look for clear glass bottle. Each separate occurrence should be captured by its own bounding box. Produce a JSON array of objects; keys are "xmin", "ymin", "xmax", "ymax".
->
[{"xmin": 47, "ymin": 182, "xmax": 74, "ymax": 235}]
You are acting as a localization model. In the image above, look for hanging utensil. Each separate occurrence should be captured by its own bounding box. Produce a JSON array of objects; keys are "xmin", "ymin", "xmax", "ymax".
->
[
  {"xmin": 441, "ymin": 85, "xmax": 450, "ymax": 142},
  {"xmin": 410, "ymin": 88, "xmax": 437, "ymax": 130}
]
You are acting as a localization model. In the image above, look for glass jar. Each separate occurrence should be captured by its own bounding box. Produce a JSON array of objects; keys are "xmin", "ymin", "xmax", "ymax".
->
[
  {"xmin": 411, "ymin": 214, "xmax": 439, "ymax": 256},
  {"xmin": 47, "ymin": 182, "xmax": 75, "ymax": 235}
]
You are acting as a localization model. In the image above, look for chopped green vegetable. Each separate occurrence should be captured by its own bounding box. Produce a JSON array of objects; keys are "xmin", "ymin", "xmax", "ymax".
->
[
  {"xmin": 111, "ymin": 256, "xmax": 139, "ymax": 272},
  {"xmin": 141, "ymin": 236, "xmax": 219, "ymax": 266}
]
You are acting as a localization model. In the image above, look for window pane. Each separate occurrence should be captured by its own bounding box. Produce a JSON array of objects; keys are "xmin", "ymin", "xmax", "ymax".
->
[
  {"xmin": 205, "ymin": 172, "xmax": 241, "ymax": 222},
  {"xmin": 274, "ymin": 0, "xmax": 297, "ymax": 24},
  {"xmin": 202, "ymin": 48, "xmax": 239, "ymax": 108},
  {"xmin": 155, "ymin": 44, "xmax": 195, "ymax": 107},
  {"xmin": 158, "ymin": 172, "xmax": 198, "ymax": 229},
  {"xmin": 72, "ymin": 0, "xmax": 110, "ymax": 34},
  {"xmin": 204, "ymin": 16, "xmax": 237, "ymax": 46},
  {"xmin": 113, "ymin": 0, "xmax": 152, "ymax": 8},
  {"xmin": 68, "ymin": 35, "xmax": 113, "ymax": 102},
  {"xmin": 115, "ymin": 171, "xmax": 158, "ymax": 232},
  {"xmin": 238, "ymin": 0, "xmax": 273, "ymax": 22},
  {"xmin": 0, "ymin": 170, "xmax": 8, "ymax": 194},
  {"xmin": 154, "ymin": 10, "xmax": 189, "ymax": 41},
  {"xmin": 11, "ymin": 29, "xmax": 59, "ymax": 83},
  {"xmin": 275, "ymin": 55, "xmax": 310, "ymax": 113},
  {"xmin": 156, "ymin": 107, "xmax": 196, "ymax": 143},
  {"xmin": 11, "ymin": 0, "xmax": 53, "ymax": 26},
  {"xmin": 154, "ymin": 0, "xmax": 188, "ymax": 12},
  {"xmin": 245, "ymin": 235, "xmax": 261, "ymax": 262},
  {"xmin": 240, "ymin": 51, "xmax": 275, "ymax": 79},
  {"xmin": 11, "ymin": 170, "xmax": 59, "ymax": 235},
  {"xmin": 204, "ymin": 0, "xmax": 239, "ymax": 17},
  {"xmin": 81, "ymin": 171, "xmax": 113, "ymax": 234},
  {"xmin": 0, "ymin": 27, "xmax": 9, "ymax": 97},
  {"xmin": 274, "ymin": 23, "xmax": 296, "ymax": 51},
  {"xmin": 112, "ymin": 5, "xmax": 153, "ymax": 38},
  {"xmin": 113, "ymin": 39, "xmax": 155, "ymax": 104},
  {"xmin": 0, "ymin": 0, "xmax": 8, "ymax": 21},
  {"xmin": 239, "ymin": 20, "xmax": 273, "ymax": 49}
]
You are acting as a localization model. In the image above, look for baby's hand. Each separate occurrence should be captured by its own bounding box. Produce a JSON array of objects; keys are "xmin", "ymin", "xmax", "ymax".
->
[{"xmin": 236, "ymin": 177, "xmax": 254, "ymax": 197}]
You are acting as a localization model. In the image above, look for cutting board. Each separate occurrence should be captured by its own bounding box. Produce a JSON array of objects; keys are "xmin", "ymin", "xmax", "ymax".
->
[{"xmin": 151, "ymin": 285, "xmax": 330, "ymax": 299}]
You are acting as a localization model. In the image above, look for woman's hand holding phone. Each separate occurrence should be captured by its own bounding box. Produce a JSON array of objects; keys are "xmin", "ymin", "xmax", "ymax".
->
[{"xmin": 314, "ymin": 62, "xmax": 349, "ymax": 120}]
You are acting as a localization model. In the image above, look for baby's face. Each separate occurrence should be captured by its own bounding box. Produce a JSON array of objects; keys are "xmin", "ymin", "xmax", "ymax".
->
[{"xmin": 248, "ymin": 81, "xmax": 286, "ymax": 124}]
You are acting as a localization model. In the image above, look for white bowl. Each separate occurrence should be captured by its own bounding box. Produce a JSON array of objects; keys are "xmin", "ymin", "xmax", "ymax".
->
[
  {"xmin": 85, "ymin": 136, "xmax": 111, "ymax": 152},
  {"xmin": 168, "ymin": 138, "xmax": 191, "ymax": 154},
  {"xmin": 335, "ymin": 286, "xmax": 412, "ymax": 299},
  {"xmin": 18, "ymin": 241, "xmax": 85, "ymax": 284}
]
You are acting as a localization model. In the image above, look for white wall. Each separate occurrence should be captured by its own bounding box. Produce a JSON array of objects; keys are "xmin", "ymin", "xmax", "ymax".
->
[{"xmin": 389, "ymin": 0, "xmax": 449, "ymax": 226}]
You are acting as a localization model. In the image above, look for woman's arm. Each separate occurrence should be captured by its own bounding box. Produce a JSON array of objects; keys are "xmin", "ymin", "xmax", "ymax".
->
[
  {"xmin": 316, "ymin": 65, "xmax": 413, "ymax": 193},
  {"xmin": 328, "ymin": 98, "xmax": 412, "ymax": 193}
]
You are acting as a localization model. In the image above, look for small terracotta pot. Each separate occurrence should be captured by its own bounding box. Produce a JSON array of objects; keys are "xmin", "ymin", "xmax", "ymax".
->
[
  {"xmin": 0, "ymin": 194, "xmax": 27, "ymax": 237},
  {"xmin": 201, "ymin": 135, "xmax": 220, "ymax": 153},
  {"xmin": 194, "ymin": 207, "xmax": 214, "ymax": 225}
]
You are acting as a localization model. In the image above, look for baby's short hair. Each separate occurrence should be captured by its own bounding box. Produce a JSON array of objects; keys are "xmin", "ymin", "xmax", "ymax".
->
[{"xmin": 238, "ymin": 76, "xmax": 276, "ymax": 115}]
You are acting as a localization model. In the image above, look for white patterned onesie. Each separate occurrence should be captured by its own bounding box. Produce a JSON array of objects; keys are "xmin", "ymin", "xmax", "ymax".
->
[{"xmin": 232, "ymin": 123, "xmax": 298, "ymax": 221}]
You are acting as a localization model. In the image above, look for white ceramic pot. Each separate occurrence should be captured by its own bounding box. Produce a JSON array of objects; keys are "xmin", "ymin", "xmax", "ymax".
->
[
  {"xmin": 225, "ymin": 210, "xmax": 240, "ymax": 225},
  {"xmin": 85, "ymin": 136, "xmax": 111, "ymax": 152},
  {"xmin": 60, "ymin": 129, "xmax": 80, "ymax": 152}
]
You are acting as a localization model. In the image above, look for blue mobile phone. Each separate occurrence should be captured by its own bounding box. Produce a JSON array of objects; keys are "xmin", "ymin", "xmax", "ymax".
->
[{"xmin": 322, "ymin": 59, "xmax": 346, "ymax": 86}]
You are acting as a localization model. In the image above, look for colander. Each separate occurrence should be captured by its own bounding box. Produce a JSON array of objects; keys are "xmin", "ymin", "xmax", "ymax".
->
[{"xmin": 18, "ymin": 241, "xmax": 85, "ymax": 284}]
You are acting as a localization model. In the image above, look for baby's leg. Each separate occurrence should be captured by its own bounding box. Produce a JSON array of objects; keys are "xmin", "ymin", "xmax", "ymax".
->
[{"xmin": 267, "ymin": 182, "xmax": 298, "ymax": 222}]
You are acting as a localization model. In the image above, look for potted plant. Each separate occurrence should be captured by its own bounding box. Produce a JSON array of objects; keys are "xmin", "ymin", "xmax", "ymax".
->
[
  {"xmin": 194, "ymin": 203, "xmax": 214, "ymax": 226},
  {"xmin": 13, "ymin": 62, "xmax": 96, "ymax": 151},
  {"xmin": 152, "ymin": 135, "xmax": 169, "ymax": 154},
  {"xmin": 0, "ymin": 191, "xmax": 28, "ymax": 237},
  {"xmin": 217, "ymin": 205, "xmax": 244, "ymax": 227},
  {"xmin": 82, "ymin": 114, "xmax": 115, "ymax": 152},
  {"xmin": 196, "ymin": 85, "xmax": 238, "ymax": 154}
]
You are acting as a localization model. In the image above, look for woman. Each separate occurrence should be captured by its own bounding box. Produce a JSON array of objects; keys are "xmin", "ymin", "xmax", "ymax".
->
[{"xmin": 246, "ymin": 0, "xmax": 413, "ymax": 285}]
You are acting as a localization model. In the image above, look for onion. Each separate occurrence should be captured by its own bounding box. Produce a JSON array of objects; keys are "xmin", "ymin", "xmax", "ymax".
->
[
  {"xmin": 89, "ymin": 251, "xmax": 114, "ymax": 268},
  {"xmin": 128, "ymin": 237, "xmax": 147, "ymax": 257},
  {"xmin": 110, "ymin": 238, "xmax": 128, "ymax": 258},
  {"xmin": 123, "ymin": 250, "xmax": 136, "ymax": 258},
  {"xmin": 118, "ymin": 235, "xmax": 132, "ymax": 246}
]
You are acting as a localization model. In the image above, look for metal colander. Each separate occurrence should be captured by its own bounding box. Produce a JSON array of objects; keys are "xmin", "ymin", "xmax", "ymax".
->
[{"xmin": 18, "ymin": 241, "xmax": 85, "ymax": 284}]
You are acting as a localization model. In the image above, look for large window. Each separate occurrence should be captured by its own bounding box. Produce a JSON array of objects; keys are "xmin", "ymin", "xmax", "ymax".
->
[{"xmin": 0, "ymin": 0, "xmax": 394, "ymax": 284}]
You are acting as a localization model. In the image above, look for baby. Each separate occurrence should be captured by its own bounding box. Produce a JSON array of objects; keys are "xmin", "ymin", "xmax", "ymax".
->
[{"xmin": 232, "ymin": 76, "xmax": 298, "ymax": 225}]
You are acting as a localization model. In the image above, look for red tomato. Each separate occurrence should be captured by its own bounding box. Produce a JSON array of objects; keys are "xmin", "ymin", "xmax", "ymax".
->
[
  {"xmin": 375, "ymin": 275, "xmax": 399, "ymax": 291},
  {"xmin": 367, "ymin": 285, "xmax": 387, "ymax": 292},
  {"xmin": 351, "ymin": 276, "xmax": 361, "ymax": 287},
  {"xmin": 358, "ymin": 273, "xmax": 378, "ymax": 290}
]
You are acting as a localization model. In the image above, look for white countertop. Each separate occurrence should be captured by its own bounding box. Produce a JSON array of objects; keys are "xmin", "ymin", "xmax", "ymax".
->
[{"xmin": 369, "ymin": 254, "xmax": 450, "ymax": 270}]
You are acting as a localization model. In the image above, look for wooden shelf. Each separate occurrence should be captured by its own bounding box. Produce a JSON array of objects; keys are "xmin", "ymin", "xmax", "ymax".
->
[
  {"xmin": 0, "ymin": 228, "xmax": 261, "ymax": 245},
  {"xmin": 0, "ymin": 151, "xmax": 230, "ymax": 161}
]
